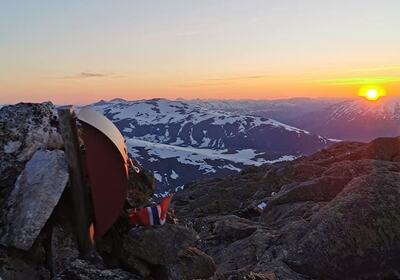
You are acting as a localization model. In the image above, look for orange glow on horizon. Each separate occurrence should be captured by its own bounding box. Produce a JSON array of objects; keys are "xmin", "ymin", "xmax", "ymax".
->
[{"xmin": 1, "ymin": 68, "xmax": 399, "ymax": 104}]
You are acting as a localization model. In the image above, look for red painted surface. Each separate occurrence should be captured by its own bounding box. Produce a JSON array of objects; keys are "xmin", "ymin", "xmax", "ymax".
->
[{"xmin": 81, "ymin": 123, "xmax": 128, "ymax": 239}]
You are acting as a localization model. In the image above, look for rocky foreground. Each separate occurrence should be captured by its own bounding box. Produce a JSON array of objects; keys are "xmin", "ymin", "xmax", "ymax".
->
[
  {"xmin": 174, "ymin": 137, "xmax": 400, "ymax": 279},
  {"xmin": 1, "ymin": 102, "xmax": 400, "ymax": 280}
]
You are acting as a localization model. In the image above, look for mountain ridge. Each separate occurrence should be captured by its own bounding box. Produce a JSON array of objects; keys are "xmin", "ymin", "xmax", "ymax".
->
[{"xmin": 90, "ymin": 98, "xmax": 332, "ymax": 192}]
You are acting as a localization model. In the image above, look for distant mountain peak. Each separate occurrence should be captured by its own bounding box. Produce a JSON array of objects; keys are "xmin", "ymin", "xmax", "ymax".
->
[
  {"xmin": 109, "ymin": 98, "xmax": 127, "ymax": 103},
  {"xmin": 290, "ymin": 96, "xmax": 400, "ymax": 141}
]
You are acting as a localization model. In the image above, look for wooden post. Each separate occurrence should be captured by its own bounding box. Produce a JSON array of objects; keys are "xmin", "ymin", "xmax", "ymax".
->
[{"xmin": 58, "ymin": 106, "xmax": 94, "ymax": 256}]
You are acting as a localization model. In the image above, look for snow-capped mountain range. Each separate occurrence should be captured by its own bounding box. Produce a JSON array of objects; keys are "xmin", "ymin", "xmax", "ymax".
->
[
  {"xmin": 183, "ymin": 98, "xmax": 344, "ymax": 124},
  {"xmin": 289, "ymin": 96, "xmax": 400, "ymax": 141},
  {"xmin": 184, "ymin": 97, "xmax": 400, "ymax": 142},
  {"xmin": 90, "ymin": 98, "xmax": 331, "ymax": 193}
]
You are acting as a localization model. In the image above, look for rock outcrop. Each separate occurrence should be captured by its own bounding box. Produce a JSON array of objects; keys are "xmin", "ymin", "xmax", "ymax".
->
[
  {"xmin": 121, "ymin": 224, "xmax": 216, "ymax": 279},
  {"xmin": 175, "ymin": 137, "xmax": 400, "ymax": 279},
  {"xmin": 0, "ymin": 102, "xmax": 63, "ymax": 207},
  {"xmin": 286, "ymin": 172, "xmax": 400, "ymax": 279}
]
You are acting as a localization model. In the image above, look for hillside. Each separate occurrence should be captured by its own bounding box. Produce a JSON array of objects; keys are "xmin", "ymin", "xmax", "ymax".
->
[{"xmin": 91, "ymin": 98, "xmax": 331, "ymax": 192}]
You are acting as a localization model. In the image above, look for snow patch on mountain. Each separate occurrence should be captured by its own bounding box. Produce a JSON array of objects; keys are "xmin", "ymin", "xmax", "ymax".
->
[
  {"xmin": 170, "ymin": 170, "xmax": 179, "ymax": 179},
  {"xmin": 127, "ymin": 139, "xmax": 272, "ymax": 166},
  {"xmin": 126, "ymin": 138, "xmax": 296, "ymax": 182}
]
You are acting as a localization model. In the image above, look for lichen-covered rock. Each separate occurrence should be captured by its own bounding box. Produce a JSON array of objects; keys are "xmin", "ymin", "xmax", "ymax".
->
[
  {"xmin": 0, "ymin": 247, "xmax": 50, "ymax": 280},
  {"xmin": 224, "ymin": 270, "xmax": 277, "ymax": 280},
  {"xmin": 286, "ymin": 173, "xmax": 400, "ymax": 279},
  {"xmin": 212, "ymin": 215, "xmax": 258, "ymax": 242},
  {"xmin": 122, "ymin": 224, "xmax": 216, "ymax": 279},
  {"xmin": 50, "ymin": 223, "xmax": 80, "ymax": 275},
  {"xmin": 161, "ymin": 247, "xmax": 216, "ymax": 280},
  {"xmin": 0, "ymin": 149, "xmax": 69, "ymax": 250},
  {"xmin": 192, "ymin": 215, "xmax": 258, "ymax": 245},
  {"xmin": 53, "ymin": 259, "xmax": 142, "ymax": 280},
  {"xmin": 0, "ymin": 102, "xmax": 63, "ymax": 206},
  {"xmin": 268, "ymin": 175, "xmax": 350, "ymax": 206},
  {"xmin": 123, "ymin": 224, "xmax": 198, "ymax": 265}
]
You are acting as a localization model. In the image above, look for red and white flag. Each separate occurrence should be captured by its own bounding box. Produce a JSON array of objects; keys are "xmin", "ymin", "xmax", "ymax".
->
[{"xmin": 128, "ymin": 196, "xmax": 172, "ymax": 227}]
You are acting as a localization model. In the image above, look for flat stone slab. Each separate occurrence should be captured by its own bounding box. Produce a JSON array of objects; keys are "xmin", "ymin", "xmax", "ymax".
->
[{"xmin": 0, "ymin": 149, "xmax": 69, "ymax": 250}]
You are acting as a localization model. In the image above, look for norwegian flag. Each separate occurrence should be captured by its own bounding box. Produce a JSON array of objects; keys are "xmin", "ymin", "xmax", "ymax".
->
[{"xmin": 128, "ymin": 195, "xmax": 172, "ymax": 227}]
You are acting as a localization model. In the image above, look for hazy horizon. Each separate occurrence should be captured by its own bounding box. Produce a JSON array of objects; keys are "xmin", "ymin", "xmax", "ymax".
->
[{"xmin": 0, "ymin": 95, "xmax": 360, "ymax": 106}]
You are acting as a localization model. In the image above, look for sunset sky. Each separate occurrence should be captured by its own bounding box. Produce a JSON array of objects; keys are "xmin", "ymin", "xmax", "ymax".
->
[{"xmin": 1, "ymin": 0, "xmax": 400, "ymax": 104}]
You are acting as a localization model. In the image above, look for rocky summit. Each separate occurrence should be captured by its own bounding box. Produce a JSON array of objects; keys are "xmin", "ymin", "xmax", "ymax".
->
[
  {"xmin": 1, "ymin": 102, "xmax": 400, "ymax": 280},
  {"xmin": 174, "ymin": 137, "xmax": 400, "ymax": 279}
]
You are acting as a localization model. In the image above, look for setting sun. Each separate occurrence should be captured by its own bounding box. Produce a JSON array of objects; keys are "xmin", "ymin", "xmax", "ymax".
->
[
  {"xmin": 358, "ymin": 85, "xmax": 387, "ymax": 101},
  {"xmin": 366, "ymin": 89, "xmax": 379, "ymax": 101}
]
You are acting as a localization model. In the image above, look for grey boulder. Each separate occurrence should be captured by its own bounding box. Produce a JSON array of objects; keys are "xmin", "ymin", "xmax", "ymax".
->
[{"xmin": 0, "ymin": 149, "xmax": 69, "ymax": 250}]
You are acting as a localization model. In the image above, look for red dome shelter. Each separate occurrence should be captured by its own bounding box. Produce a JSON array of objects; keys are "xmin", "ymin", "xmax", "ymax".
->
[{"xmin": 78, "ymin": 107, "xmax": 129, "ymax": 239}]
